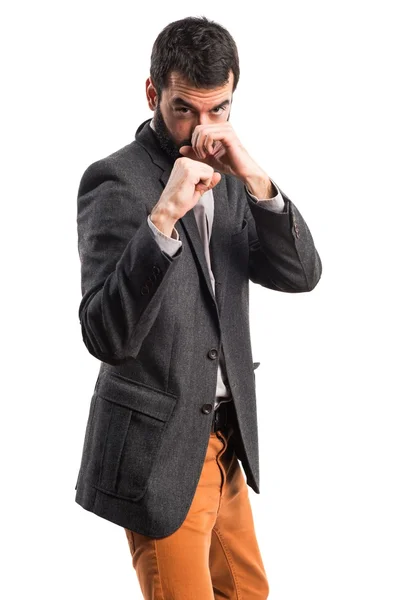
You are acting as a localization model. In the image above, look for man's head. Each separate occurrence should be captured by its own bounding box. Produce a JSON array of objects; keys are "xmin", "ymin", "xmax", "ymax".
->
[{"xmin": 146, "ymin": 16, "xmax": 240, "ymax": 161}]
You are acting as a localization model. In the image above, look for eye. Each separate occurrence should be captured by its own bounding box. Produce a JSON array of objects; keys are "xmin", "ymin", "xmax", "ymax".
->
[
  {"xmin": 212, "ymin": 106, "xmax": 227, "ymax": 115},
  {"xmin": 175, "ymin": 106, "xmax": 227, "ymax": 115}
]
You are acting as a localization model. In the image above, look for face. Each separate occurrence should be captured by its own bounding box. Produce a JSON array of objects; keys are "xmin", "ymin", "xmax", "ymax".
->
[{"xmin": 146, "ymin": 70, "xmax": 234, "ymax": 161}]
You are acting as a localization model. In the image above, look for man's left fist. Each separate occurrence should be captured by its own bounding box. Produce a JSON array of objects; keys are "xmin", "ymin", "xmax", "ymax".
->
[{"xmin": 179, "ymin": 122, "xmax": 260, "ymax": 182}]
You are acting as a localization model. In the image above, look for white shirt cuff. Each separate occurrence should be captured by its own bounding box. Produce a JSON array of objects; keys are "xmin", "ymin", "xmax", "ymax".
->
[
  {"xmin": 147, "ymin": 214, "xmax": 182, "ymax": 257},
  {"xmin": 245, "ymin": 177, "xmax": 285, "ymax": 213}
]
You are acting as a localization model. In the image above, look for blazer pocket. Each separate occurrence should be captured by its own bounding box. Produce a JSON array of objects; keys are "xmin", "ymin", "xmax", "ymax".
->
[
  {"xmin": 230, "ymin": 219, "xmax": 248, "ymax": 246},
  {"xmin": 86, "ymin": 373, "xmax": 177, "ymax": 501}
]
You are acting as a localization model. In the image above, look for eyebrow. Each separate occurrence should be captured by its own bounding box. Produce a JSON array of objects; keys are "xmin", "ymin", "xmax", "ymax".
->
[{"xmin": 171, "ymin": 97, "xmax": 231, "ymax": 111}]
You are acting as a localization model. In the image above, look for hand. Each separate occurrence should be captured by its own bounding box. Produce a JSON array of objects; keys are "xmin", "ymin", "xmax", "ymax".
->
[
  {"xmin": 179, "ymin": 122, "xmax": 264, "ymax": 182},
  {"xmin": 151, "ymin": 157, "xmax": 221, "ymax": 230}
]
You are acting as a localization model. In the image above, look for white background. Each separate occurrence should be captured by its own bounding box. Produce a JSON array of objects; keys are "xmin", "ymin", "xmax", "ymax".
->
[{"xmin": 2, "ymin": 1, "xmax": 399, "ymax": 599}]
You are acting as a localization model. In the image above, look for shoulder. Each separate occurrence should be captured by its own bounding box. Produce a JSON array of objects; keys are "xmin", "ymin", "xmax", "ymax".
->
[{"xmin": 77, "ymin": 139, "xmax": 156, "ymax": 196}]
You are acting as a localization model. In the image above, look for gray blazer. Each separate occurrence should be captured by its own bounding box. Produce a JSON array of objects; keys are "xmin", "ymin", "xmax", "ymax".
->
[{"xmin": 74, "ymin": 118, "xmax": 322, "ymax": 537}]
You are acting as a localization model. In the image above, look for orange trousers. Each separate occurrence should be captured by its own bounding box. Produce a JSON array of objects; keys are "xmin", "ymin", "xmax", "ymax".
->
[{"xmin": 124, "ymin": 424, "xmax": 269, "ymax": 599}]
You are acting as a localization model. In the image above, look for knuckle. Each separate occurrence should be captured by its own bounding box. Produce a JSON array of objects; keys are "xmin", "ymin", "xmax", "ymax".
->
[{"xmin": 178, "ymin": 157, "xmax": 190, "ymax": 170}]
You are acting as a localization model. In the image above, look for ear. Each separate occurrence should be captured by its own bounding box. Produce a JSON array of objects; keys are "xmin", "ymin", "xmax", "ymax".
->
[{"xmin": 145, "ymin": 77, "xmax": 158, "ymax": 111}]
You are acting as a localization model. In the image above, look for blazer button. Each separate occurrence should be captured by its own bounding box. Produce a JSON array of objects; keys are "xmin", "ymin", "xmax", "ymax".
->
[
  {"xmin": 152, "ymin": 265, "xmax": 161, "ymax": 275},
  {"xmin": 140, "ymin": 285, "xmax": 150, "ymax": 295},
  {"xmin": 208, "ymin": 348, "xmax": 218, "ymax": 360},
  {"xmin": 201, "ymin": 403, "xmax": 213, "ymax": 414}
]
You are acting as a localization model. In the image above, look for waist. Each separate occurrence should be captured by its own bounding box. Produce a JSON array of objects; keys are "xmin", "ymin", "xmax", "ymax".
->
[{"xmin": 212, "ymin": 398, "xmax": 235, "ymax": 432}]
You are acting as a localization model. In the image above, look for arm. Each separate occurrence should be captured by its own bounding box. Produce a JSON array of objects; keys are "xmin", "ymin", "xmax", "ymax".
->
[
  {"xmin": 177, "ymin": 121, "xmax": 321, "ymax": 292},
  {"xmin": 77, "ymin": 158, "xmax": 182, "ymax": 364}
]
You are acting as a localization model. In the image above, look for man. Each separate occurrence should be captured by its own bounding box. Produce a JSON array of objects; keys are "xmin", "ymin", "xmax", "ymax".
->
[{"xmin": 74, "ymin": 16, "xmax": 322, "ymax": 599}]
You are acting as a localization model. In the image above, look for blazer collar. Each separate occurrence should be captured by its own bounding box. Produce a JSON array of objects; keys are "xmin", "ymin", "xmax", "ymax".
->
[{"xmin": 135, "ymin": 119, "xmax": 233, "ymax": 317}]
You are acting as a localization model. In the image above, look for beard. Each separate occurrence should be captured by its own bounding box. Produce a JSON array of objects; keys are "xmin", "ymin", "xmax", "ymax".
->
[{"xmin": 152, "ymin": 105, "xmax": 192, "ymax": 162}]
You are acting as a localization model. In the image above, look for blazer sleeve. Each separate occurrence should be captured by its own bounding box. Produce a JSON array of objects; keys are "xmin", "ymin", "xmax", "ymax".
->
[
  {"xmin": 76, "ymin": 157, "xmax": 182, "ymax": 364},
  {"xmin": 243, "ymin": 182, "xmax": 322, "ymax": 292}
]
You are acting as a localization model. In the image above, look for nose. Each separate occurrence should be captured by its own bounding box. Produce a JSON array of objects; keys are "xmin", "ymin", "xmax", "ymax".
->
[
  {"xmin": 198, "ymin": 112, "xmax": 213, "ymax": 127},
  {"xmin": 190, "ymin": 113, "xmax": 213, "ymax": 143}
]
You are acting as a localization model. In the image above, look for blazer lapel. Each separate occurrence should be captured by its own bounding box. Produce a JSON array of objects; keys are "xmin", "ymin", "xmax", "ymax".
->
[
  {"xmin": 135, "ymin": 119, "xmax": 233, "ymax": 315},
  {"xmin": 208, "ymin": 176, "xmax": 232, "ymax": 314}
]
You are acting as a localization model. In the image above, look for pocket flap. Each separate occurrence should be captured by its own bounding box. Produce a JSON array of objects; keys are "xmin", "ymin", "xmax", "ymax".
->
[{"xmin": 97, "ymin": 373, "xmax": 177, "ymax": 422}]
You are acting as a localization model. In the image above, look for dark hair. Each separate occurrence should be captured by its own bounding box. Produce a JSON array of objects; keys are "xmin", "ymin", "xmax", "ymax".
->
[{"xmin": 150, "ymin": 16, "xmax": 240, "ymax": 98}]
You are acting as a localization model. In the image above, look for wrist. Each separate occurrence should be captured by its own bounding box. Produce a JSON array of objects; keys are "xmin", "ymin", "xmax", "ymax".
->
[
  {"xmin": 241, "ymin": 171, "xmax": 275, "ymax": 199},
  {"xmin": 150, "ymin": 204, "xmax": 178, "ymax": 238}
]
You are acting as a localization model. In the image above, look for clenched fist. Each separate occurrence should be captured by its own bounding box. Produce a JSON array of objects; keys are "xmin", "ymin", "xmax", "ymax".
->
[{"xmin": 150, "ymin": 157, "xmax": 221, "ymax": 237}]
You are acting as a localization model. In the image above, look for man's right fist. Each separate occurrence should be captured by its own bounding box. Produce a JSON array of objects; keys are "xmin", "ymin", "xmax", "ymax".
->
[{"xmin": 150, "ymin": 157, "xmax": 221, "ymax": 236}]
